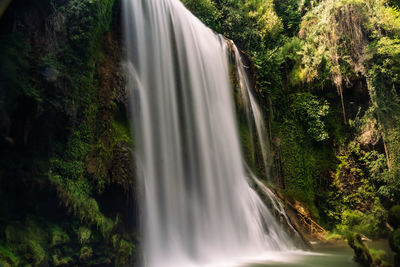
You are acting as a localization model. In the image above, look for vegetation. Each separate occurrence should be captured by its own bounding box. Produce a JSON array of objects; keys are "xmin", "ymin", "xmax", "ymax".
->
[
  {"xmin": 0, "ymin": 0, "xmax": 136, "ymax": 266},
  {"xmin": 2, "ymin": 0, "xmax": 400, "ymax": 265}
]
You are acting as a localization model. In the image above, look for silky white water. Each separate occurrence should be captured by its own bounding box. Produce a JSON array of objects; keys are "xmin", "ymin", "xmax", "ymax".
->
[
  {"xmin": 123, "ymin": 0, "xmax": 293, "ymax": 266},
  {"xmin": 231, "ymin": 45, "xmax": 272, "ymax": 178}
]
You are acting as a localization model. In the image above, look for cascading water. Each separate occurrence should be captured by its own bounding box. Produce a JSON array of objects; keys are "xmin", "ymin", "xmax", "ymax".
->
[
  {"xmin": 232, "ymin": 47, "xmax": 302, "ymax": 244},
  {"xmin": 123, "ymin": 0, "xmax": 294, "ymax": 266},
  {"xmin": 231, "ymin": 45, "xmax": 272, "ymax": 178}
]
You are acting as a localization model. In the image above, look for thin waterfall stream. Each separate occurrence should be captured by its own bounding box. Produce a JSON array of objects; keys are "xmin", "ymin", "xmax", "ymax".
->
[
  {"xmin": 123, "ymin": 0, "xmax": 296, "ymax": 266},
  {"xmin": 231, "ymin": 45, "xmax": 272, "ymax": 178}
]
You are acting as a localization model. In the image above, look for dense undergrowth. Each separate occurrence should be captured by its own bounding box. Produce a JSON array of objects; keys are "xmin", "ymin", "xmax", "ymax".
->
[{"xmin": 0, "ymin": 0, "xmax": 137, "ymax": 266}]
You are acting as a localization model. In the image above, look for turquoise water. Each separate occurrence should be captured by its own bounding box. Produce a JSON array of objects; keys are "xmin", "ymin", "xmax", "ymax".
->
[{"xmin": 245, "ymin": 241, "xmax": 392, "ymax": 267}]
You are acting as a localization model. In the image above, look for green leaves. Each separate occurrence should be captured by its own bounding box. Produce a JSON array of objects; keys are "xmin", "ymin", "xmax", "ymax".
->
[
  {"xmin": 289, "ymin": 93, "xmax": 330, "ymax": 141},
  {"xmin": 187, "ymin": 0, "xmax": 284, "ymax": 52},
  {"xmin": 181, "ymin": 0, "xmax": 221, "ymax": 32}
]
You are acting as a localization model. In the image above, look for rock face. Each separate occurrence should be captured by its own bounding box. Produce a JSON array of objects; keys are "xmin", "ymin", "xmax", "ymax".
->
[{"xmin": 0, "ymin": 0, "xmax": 137, "ymax": 266}]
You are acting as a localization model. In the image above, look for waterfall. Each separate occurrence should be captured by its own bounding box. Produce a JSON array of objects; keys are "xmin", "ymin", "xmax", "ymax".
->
[
  {"xmin": 123, "ymin": 0, "xmax": 294, "ymax": 266},
  {"xmin": 231, "ymin": 46, "xmax": 272, "ymax": 178}
]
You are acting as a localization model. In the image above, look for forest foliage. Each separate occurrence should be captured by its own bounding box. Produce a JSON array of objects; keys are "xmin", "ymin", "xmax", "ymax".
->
[{"xmin": 0, "ymin": 0, "xmax": 136, "ymax": 266}]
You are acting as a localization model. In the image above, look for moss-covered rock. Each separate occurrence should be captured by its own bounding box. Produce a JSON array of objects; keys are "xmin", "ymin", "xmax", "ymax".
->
[
  {"xmin": 347, "ymin": 233, "xmax": 387, "ymax": 266},
  {"xmin": 370, "ymin": 249, "xmax": 388, "ymax": 267},
  {"xmin": 347, "ymin": 233, "xmax": 373, "ymax": 266}
]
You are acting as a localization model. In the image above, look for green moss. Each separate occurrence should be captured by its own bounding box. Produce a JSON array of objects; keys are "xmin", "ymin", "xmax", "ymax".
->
[
  {"xmin": 347, "ymin": 232, "xmax": 373, "ymax": 266},
  {"xmin": 77, "ymin": 227, "xmax": 92, "ymax": 245},
  {"xmin": 49, "ymin": 169, "xmax": 115, "ymax": 234},
  {"xmin": 112, "ymin": 235, "xmax": 135, "ymax": 266},
  {"xmin": 112, "ymin": 119, "xmax": 133, "ymax": 145},
  {"xmin": 347, "ymin": 232, "xmax": 389, "ymax": 266},
  {"xmin": 239, "ymin": 121, "xmax": 256, "ymax": 170},
  {"xmin": 370, "ymin": 249, "xmax": 388, "ymax": 266},
  {"xmin": 276, "ymin": 115, "xmax": 333, "ymax": 218},
  {"xmin": 46, "ymin": 0, "xmax": 122, "ymax": 230}
]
